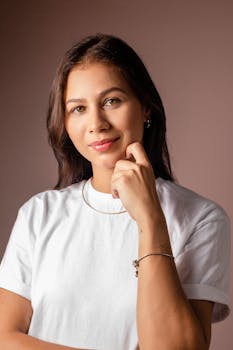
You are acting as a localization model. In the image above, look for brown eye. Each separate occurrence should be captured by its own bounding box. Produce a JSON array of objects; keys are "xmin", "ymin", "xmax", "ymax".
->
[
  {"xmin": 72, "ymin": 105, "xmax": 86, "ymax": 113},
  {"xmin": 104, "ymin": 98, "xmax": 121, "ymax": 107}
]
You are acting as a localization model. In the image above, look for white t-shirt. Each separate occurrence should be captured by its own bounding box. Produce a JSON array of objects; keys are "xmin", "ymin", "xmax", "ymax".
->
[{"xmin": 0, "ymin": 178, "xmax": 231, "ymax": 350}]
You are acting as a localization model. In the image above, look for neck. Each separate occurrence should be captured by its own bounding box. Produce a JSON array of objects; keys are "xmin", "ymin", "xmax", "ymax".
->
[{"xmin": 91, "ymin": 168, "xmax": 114, "ymax": 193}]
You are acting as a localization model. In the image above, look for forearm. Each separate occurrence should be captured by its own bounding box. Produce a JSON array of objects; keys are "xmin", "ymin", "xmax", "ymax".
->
[
  {"xmin": 136, "ymin": 218, "xmax": 207, "ymax": 350},
  {"xmin": 0, "ymin": 331, "xmax": 93, "ymax": 350}
]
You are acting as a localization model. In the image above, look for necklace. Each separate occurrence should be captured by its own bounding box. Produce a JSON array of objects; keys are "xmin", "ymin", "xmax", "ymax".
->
[{"xmin": 82, "ymin": 179, "xmax": 127, "ymax": 215}]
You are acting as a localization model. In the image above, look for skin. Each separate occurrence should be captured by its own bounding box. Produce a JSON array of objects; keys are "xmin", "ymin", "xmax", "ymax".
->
[
  {"xmin": 0, "ymin": 61, "xmax": 214, "ymax": 350},
  {"xmin": 64, "ymin": 62, "xmax": 150, "ymax": 193},
  {"xmin": 65, "ymin": 62, "xmax": 214, "ymax": 349}
]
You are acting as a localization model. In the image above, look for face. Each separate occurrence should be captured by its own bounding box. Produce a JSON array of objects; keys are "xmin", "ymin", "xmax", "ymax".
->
[{"xmin": 64, "ymin": 62, "xmax": 148, "ymax": 173}]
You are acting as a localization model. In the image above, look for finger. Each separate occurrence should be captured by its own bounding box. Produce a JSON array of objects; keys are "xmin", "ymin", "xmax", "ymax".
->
[
  {"xmin": 126, "ymin": 142, "xmax": 150, "ymax": 166},
  {"xmin": 125, "ymin": 152, "xmax": 136, "ymax": 163},
  {"xmin": 114, "ymin": 159, "xmax": 138, "ymax": 172},
  {"xmin": 111, "ymin": 169, "xmax": 128, "ymax": 188},
  {"xmin": 111, "ymin": 170, "xmax": 126, "ymax": 198},
  {"xmin": 112, "ymin": 189, "xmax": 119, "ymax": 199}
]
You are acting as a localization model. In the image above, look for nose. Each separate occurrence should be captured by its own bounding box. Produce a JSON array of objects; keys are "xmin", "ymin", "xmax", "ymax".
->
[{"xmin": 88, "ymin": 106, "xmax": 110, "ymax": 133}]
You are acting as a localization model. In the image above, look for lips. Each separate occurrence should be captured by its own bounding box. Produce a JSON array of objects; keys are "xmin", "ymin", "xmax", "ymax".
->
[{"xmin": 89, "ymin": 137, "xmax": 120, "ymax": 147}]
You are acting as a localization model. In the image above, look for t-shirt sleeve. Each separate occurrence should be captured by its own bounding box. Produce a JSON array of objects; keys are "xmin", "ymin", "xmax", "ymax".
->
[
  {"xmin": 0, "ymin": 204, "xmax": 35, "ymax": 300},
  {"xmin": 175, "ymin": 207, "xmax": 231, "ymax": 323}
]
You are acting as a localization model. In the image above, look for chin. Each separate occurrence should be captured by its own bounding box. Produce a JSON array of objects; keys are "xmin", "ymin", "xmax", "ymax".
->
[
  {"xmin": 101, "ymin": 158, "xmax": 121, "ymax": 169},
  {"xmin": 94, "ymin": 152, "xmax": 126, "ymax": 170}
]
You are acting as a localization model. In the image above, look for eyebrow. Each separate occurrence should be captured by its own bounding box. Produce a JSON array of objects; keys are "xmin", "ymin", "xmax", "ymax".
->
[{"xmin": 66, "ymin": 86, "xmax": 128, "ymax": 105}]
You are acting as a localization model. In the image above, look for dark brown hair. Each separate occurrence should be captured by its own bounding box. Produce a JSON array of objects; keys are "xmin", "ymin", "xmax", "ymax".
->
[{"xmin": 47, "ymin": 33, "xmax": 174, "ymax": 189}]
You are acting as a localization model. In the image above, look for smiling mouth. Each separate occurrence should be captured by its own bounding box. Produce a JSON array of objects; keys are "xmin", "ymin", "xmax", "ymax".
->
[{"xmin": 90, "ymin": 137, "xmax": 120, "ymax": 152}]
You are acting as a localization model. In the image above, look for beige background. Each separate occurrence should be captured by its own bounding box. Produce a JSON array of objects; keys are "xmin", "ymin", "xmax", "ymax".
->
[{"xmin": 0, "ymin": 0, "xmax": 232, "ymax": 348}]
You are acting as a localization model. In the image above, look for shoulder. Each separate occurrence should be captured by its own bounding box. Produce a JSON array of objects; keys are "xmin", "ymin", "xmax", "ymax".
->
[
  {"xmin": 17, "ymin": 181, "xmax": 85, "ymax": 226},
  {"xmin": 156, "ymin": 177, "xmax": 230, "ymax": 241},
  {"xmin": 23, "ymin": 181, "xmax": 83, "ymax": 205}
]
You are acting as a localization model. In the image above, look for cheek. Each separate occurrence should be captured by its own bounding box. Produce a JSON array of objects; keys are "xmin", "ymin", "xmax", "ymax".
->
[
  {"xmin": 65, "ymin": 119, "xmax": 83, "ymax": 144},
  {"xmin": 65, "ymin": 122, "xmax": 89, "ymax": 158},
  {"xmin": 122, "ymin": 109, "xmax": 144, "ymax": 137}
]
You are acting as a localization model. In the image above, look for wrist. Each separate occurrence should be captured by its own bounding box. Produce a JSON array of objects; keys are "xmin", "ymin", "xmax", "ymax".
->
[
  {"xmin": 137, "ymin": 216, "xmax": 172, "ymax": 256},
  {"xmin": 137, "ymin": 211, "xmax": 167, "ymax": 234}
]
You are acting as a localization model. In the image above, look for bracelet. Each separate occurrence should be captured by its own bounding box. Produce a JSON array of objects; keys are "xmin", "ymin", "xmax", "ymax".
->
[{"xmin": 132, "ymin": 252, "xmax": 174, "ymax": 277}]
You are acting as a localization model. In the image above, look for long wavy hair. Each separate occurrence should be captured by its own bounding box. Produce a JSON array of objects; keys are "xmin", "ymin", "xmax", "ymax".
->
[{"xmin": 47, "ymin": 33, "xmax": 175, "ymax": 189}]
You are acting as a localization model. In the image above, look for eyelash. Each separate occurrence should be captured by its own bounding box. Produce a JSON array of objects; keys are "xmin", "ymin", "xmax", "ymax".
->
[
  {"xmin": 70, "ymin": 97, "xmax": 121, "ymax": 114},
  {"xmin": 71, "ymin": 105, "xmax": 85, "ymax": 113},
  {"xmin": 104, "ymin": 97, "xmax": 121, "ymax": 106}
]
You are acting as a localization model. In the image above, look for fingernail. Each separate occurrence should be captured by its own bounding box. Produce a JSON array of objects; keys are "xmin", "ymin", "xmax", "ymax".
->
[{"xmin": 113, "ymin": 190, "xmax": 119, "ymax": 198}]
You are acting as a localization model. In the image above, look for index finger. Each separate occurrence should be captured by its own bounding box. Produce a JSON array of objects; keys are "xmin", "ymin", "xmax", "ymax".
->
[{"xmin": 126, "ymin": 142, "xmax": 150, "ymax": 166}]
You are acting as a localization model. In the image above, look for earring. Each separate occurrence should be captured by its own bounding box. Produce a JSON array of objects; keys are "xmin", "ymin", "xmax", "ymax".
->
[{"xmin": 144, "ymin": 119, "xmax": 151, "ymax": 129}]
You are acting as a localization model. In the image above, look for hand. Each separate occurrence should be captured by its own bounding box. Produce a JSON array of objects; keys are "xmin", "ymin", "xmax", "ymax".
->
[{"xmin": 111, "ymin": 142, "xmax": 164, "ymax": 226}]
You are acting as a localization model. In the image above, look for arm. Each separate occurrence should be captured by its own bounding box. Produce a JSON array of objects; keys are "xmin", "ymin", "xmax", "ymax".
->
[
  {"xmin": 0, "ymin": 288, "xmax": 93, "ymax": 350},
  {"xmin": 136, "ymin": 217, "xmax": 213, "ymax": 350},
  {"xmin": 111, "ymin": 142, "xmax": 214, "ymax": 350}
]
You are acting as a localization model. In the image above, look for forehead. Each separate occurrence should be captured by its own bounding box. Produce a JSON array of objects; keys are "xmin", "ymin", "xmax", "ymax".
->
[{"xmin": 65, "ymin": 62, "xmax": 131, "ymax": 99}]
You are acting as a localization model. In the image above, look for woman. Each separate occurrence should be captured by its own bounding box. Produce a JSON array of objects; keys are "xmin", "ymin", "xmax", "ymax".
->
[{"xmin": 0, "ymin": 34, "xmax": 230, "ymax": 350}]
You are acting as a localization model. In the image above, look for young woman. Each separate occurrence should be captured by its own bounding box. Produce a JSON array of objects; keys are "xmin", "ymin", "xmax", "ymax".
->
[{"xmin": 0, "ymin": 34, "xmax": 230, "ymax": 350}]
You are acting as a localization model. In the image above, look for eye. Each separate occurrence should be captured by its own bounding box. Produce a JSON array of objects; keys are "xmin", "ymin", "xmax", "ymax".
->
[
  {"xmin": 71, "ymin": 105, "xmax": 86, "ymax": 113},
  {"xmin": 104, "ymin": 97, "xmax": 121, "ymax": 107}
]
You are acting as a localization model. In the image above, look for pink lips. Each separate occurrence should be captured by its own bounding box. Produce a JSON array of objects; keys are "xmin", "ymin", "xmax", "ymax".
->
[
  {"xmin": 89, "ymin": 137, "xmax": 119, "ymax": 146},
  {"xmin": 89, "ymin": 137, "xmax": 120, "ymax": 151}
]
